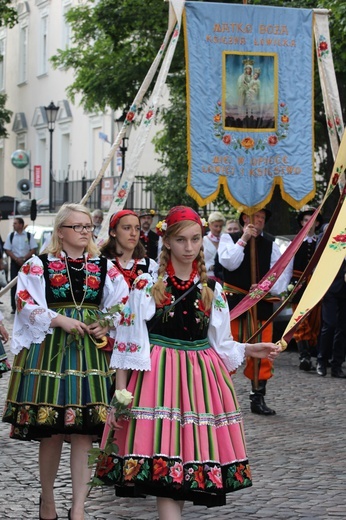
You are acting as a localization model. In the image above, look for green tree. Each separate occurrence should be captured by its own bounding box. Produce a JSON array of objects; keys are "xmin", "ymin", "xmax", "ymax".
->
[{"xmin": 52, "ymin": 0, "xmax": 345, "ymax": 231}]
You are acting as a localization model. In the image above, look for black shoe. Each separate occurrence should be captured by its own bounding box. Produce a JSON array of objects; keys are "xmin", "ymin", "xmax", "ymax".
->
[
  {"xmin": 67, "ymin": 509, "xmax": 71, "ymax": 520},
  {"xmin": 331, "ymin": 368, "xmax": 346, "ymax": 378},
  {"xmin": 11, "ymin": 310, "xmax": 15, "ymax": 314},
  {"xmin": 250, "ymin": 392, "xmax": 276, "ymax": 415},
  {"xmin": 316, "ymin": 363, "xmax": 327, "ymax": 377},
  {"xmin": 39, "ymin": 496, "xmax": 58, "ymax": 520},
  {"xmin": 299, "ymin": 358, "xmax": 313, "ymax": 371}
]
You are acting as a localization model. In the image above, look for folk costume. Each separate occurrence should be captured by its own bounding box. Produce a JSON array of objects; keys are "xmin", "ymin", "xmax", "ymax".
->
[
  {"xmin": 96, "ymin": 207, "xmax": 253, "ymax": 508},
  {"xmin": 218, "ymin": 222, "xmax": 289, "ymax": 415},
  {"xmin": 2, "ymin": 252, "xmax": 128, "ymax": 440},
  {"xmin": 0, "ymin": 311, "xmax": 11, "ymax": 377}
]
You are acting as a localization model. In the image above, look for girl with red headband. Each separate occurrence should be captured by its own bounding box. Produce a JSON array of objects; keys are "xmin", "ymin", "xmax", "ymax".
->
[
  {"xmin": 100, "ymin": 210, "xmax": 157, "ymax": 288},
  {"xmin": 96, "ymin": 206, "xmax": 280, "ymax": 517}
]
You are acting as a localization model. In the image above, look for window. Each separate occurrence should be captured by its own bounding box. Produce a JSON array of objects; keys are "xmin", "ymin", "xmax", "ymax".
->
[
  {"xmin": 38, "ymin": 14, "xmax": 48, "ymax": 75},
  {"xmin": 18, "ymin": 24, "xmax": 28, "ymax": 84},
  {"xmin": 62, "ymin": 1, "xmax": 72, "ymax": 49}
]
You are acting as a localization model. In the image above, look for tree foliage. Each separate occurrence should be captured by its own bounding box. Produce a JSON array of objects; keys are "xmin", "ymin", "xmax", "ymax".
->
[{"xmin": 52, "ymin": 0, "xmax": 346, "ymax": 230}]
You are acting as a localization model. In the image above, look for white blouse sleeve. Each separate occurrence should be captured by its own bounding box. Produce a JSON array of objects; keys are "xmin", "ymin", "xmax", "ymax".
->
[
  {"xmin": 218, "ymin": 233, "xmax": 245, "ymax": 271},
  {"xmin": 207, "ymin": 282, "xmax": 246, "ymax": 372},
  {"xmin": 110, "ymin": 273, "xmax": 156, "ymax": 371},
  {"xmin": 11, "ymin": 256, "xmax": 58, "ymax": 355},
  {"xmin": 101, "ymin": 260, "xmax": 129, "ymax": 330}
]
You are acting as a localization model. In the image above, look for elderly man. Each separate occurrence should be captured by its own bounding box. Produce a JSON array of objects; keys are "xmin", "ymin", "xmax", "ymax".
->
[
  {"xmin": 218, "ymin": 208, "xmax": 289, "ymax": 415},
  {"xmin": 92, "ymin": 209, "xmax": 104, "ymax": 240}
]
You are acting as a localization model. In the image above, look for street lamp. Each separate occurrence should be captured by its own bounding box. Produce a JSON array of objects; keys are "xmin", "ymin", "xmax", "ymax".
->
[
  {"xmin": 44, "ymin": 101, "xmax": 59, "ymax": 212},
  {"xmin": 115, "ymin": 109, "xmax": 133, "ymax": 174}
]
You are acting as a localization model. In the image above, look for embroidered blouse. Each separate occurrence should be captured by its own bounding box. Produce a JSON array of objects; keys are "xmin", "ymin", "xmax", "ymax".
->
[
  {"xmin": 10, "ymin": 253, "xmax": 129, "ymax": 355},
  {"xmin": 110, "ymin": 272, "xmax": 246, "ymax": 373}
]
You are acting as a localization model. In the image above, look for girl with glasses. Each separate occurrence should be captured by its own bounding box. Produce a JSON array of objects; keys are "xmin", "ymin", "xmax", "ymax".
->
[{"xmin": 2, "ymin": 203, "xmax": 128, "ymax": 520}]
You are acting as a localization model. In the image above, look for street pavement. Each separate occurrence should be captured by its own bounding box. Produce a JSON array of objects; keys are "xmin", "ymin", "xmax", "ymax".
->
[{"xmin": 0, "ymin": 287, "xmax": 345, "ymax": 519}]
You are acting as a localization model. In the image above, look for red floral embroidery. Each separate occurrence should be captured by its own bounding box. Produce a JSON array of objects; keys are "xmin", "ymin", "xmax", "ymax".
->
[
  {"xmin": 87, "ymin": 276, "xmax": 100, "ymax": 289},
  {"xmin": 50, "ymin": 274, "xmax": 68, "ymax": 287},
  {"xmin": 48, "ymin": 260, "xmax": 65, "ymax": 271},
  {"xmin": 86, "ymin": 263, "xmax": 101, "ymax": 273},
  {"xmin": 152, "ymin": 458, "xmax": 169, "ymax": 480},
  {"xmin": 22, "ymin": 264, "xmax": 30, "ymax": 275},
  {"xmin": 96, "ymin": 454, "xmax": 115, "ymax": 478},
  {"xmin": 194, "ymin": 466, "xmax": 206, "ymax": 489},
  {"xmin": 17, "ymin": 290, "xmax": 34, "ymax": 303},
  {"xmin": 136, "ymin": 278, "xmax": 148, "ymax": 290},
  {"xmin": 207, "ymin": 466, "xmax": 223, "ymax": 488}
]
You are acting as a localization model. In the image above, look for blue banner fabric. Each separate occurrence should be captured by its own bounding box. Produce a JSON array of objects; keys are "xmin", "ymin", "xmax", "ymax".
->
[{"xmin": 184, "ymin": 1, "xmax": 314, "ymax": 212}]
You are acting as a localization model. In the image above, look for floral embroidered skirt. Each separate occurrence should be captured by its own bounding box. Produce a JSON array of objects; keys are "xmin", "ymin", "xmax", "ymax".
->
[
  {"xmin": 0, "ymin": 338, "xmax": 11, "ymax": 378},
  {"xmin": 2, "ymin": 306, "xmax": 114, "ymax": 441},
  {"xmin": 96, "ymin": 334, "xmax": 252, "ymax": 508}
]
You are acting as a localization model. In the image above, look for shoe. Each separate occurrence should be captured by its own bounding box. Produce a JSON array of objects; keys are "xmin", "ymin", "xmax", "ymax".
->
[
  {"xmin": 299, "ymin": 358, "xmax": 313, "ymax": 371},
  {"xmin": 11, "ymin": 310, "xmax": 15, "ymax": 314},
  {"xmin": 39, "ymin": 495, "xmax": 58, "ymax": 520},
  {"xmin": 250, "ymin": 392, "xmax": 276, "ymax": 415},
  {"xmin": 316, "ymin": 363, "xmax": 327, "ymax": 376},
  {"xmin": 331, "ymin": 368, "xmax": 346, "ymax": 378},
  {"xmin": 68, "ymin": 509, "xmax": 71, "ymax": 520}
]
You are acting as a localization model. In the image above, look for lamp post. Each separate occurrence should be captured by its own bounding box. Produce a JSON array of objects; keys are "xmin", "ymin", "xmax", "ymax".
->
[
  {"xmin": 44, "ymin": 101, "xmax": 59, "ymax": 212},
  {"xmin": 115, "ymin": 109, "xmax": 132, "ymax": 174}
]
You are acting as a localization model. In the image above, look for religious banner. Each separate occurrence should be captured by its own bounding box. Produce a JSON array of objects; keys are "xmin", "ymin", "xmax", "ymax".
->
[{"xmin": 184, "ymin": 2, "xmax": 314, "ymax": 212}]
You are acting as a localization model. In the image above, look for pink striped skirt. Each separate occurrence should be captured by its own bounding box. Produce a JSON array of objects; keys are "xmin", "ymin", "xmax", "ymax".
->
[{"xmin": 97, "ymin": 334, "xmax": 252, "ymax": 507}]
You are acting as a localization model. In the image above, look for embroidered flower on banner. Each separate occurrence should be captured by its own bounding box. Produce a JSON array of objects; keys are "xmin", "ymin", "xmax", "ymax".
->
[
  {"xmin": 329, "ymin": 228, "xmax": 346, "ymax": 252},
  {"xmin": 249, "ymin": 274, "xmax": 277, "ymax": 299},
  {"xmin": 317, "ymin": 35, "xmax": 329, "ymax": 60},
  {"xmin": 213, "ymin": 100, "xmax": 290, "ymax": 152},
  {"xmin": 115, "ymin": 181, "xmax": 129, "ymax": 204}
]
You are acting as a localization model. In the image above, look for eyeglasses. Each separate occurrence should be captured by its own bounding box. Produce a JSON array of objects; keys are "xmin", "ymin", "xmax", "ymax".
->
[{"xmin": 61, "ymin": 225, "xmax": 95, "ymax": 233}]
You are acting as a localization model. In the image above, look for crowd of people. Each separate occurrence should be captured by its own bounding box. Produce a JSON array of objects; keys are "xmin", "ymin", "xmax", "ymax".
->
[{"xmin": 0, "ymin": 202, "xmax": 344, "ymax": 519}]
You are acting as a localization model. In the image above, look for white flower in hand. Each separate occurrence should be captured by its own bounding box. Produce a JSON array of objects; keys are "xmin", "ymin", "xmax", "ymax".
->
[{"xmin": 114, "ymin": 389, "xmax": 133, "ymax": 406}]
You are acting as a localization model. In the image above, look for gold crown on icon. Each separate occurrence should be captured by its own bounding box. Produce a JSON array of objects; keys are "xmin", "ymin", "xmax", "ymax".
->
[{"xmin": 243, "ymin": 58, "xmax": 254, "ymax": 67}]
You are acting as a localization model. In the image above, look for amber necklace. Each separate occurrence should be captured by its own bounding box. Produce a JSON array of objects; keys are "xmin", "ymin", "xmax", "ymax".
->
[
  {"xmin": 166, "ymin": 260, "xmax": 198, "ymax": 291},
  {"xmin": 63, "ymin": 252, "xmax": 89, "ymax": 311}
]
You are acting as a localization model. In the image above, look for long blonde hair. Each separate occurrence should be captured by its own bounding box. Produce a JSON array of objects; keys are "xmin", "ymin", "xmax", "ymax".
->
[
  {"xmin": 46, "ymin": 203, "xmax": 100, "ymax": 257},
  {"xmin": 152, "ymin": 220, "xmax": 214, "ymax": 310}
]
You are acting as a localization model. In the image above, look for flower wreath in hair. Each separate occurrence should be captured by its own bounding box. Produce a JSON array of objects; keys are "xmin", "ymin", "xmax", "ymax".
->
[{"xmin": 156, "ymin": 206, "xmax": 207, "ymax": 236}]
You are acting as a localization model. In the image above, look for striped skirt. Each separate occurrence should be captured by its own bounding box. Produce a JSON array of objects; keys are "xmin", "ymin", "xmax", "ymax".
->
[
  {"xmin": 2, "ymin": 305, "xmax": 114, "ymax": 441},
  {"xmin": 96, "ymin": 334, "xmax": 252, "ymax": 507}
]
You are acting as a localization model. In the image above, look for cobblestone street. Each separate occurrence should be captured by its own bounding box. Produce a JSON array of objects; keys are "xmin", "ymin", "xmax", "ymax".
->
[{"xmin": 0, "ymin": 289, "xmax": 345, "ymax": 519}]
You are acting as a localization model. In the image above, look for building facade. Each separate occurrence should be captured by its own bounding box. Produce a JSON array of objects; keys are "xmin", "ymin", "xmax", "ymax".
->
[{"xmin": 0, "ymin": 0, "xmax": 161, "ymax": 222}]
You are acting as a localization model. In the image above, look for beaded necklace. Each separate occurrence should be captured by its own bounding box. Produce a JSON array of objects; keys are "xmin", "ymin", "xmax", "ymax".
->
[
  {"xmin": 166, "ymin": 260, "xmax": 198, "ymax": 291},
  {"xmin": 63, "ymin": 252, "xmax": 89, "ymax": 311},
  {"xmin": 115, "ymin": 258, "xmax": 140, "ymax": 288}
]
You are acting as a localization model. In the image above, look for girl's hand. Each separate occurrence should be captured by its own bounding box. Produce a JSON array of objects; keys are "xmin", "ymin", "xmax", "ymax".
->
[
  {"xmin": 0, "ymin": 324, "xmax": 9, "ymax": 343},
  {"xmin": 87, "ymin": 322, "xmax": 109, "ymax": 339},
  {"xmin": 245, "ymin": 342, "xmax": 281, "ymax": 361},
  {"xmin": 107, "ymin": 408, "xmax": 124, "ymax": 430},
  {"xmin": 51, "ymin": 315, "xmax": 88, "ymax": 336}
]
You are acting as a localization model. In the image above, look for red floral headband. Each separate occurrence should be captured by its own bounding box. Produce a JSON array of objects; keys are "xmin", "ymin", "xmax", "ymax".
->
[{"xmin": 156, "ymin": 206, "xmax": 207, "ymax": 236}]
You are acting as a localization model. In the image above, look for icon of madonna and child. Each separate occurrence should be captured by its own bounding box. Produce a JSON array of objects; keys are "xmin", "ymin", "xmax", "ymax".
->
[{"xmin": 223, "ymin": 53, "xmax": 277, "ymax": 130}]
